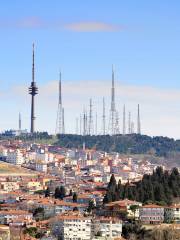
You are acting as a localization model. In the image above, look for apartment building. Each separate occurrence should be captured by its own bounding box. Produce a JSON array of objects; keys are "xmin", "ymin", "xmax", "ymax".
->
[
  {"xmin": 92, "ymin": 217, "xmax": 122, "ymax": 238},
  {"xmin": 165, "ymin": 205, "xmax": 180, "ymax": 223},
  {"xmin": 50, "ymin": 212, "xmax": 91, "ymax": 240},
  {"xmin": 6, "ymin": 150, "xmax": 24, "ymax": 165},
  {"xmin": 139, "ymin": 204, "xmax": 164, "ymax": 224}
]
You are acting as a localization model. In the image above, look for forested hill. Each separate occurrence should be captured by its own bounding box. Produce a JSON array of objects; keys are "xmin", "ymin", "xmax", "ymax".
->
[{"xmin": 56, "ymin": 134, "xmax": 180, "ymax": 157}]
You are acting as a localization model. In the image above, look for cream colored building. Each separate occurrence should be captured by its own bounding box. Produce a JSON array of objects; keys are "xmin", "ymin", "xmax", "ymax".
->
[{"xmin": 6, "ymin": 150, "xmax": 24, "ymax": 165}]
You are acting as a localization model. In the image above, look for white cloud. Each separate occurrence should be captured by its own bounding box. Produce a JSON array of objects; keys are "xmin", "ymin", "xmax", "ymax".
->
[
  {"xmin": 0, "ymin": 18, "xmax": 123, "ymax": 32},
  {"xmin": 64, "ymin": 22, "xmax": 122, "ymax": 32}
]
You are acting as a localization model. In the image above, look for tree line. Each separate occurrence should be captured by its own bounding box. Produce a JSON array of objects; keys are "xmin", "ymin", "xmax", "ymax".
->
[
  {"xmin": 55, "ymin": 134, "xmax": 180, "ymax": 157},
  {"xmin": 103, "ymin": 167, "xmax": 180, "ymax": 205}
]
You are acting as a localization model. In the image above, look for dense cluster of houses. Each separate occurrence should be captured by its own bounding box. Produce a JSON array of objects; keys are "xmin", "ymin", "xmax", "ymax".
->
[{"xmin": 0, "ymin": 139, "xmax": 178, "ymax": 239}]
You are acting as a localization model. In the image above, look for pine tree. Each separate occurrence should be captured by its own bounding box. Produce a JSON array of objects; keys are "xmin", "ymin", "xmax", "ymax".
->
[{"xmin": 73, "ymin": 192, "xmax": 78, "ymax": 203}]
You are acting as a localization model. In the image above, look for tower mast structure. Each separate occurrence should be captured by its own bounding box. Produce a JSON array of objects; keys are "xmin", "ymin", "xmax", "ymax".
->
[
  {"xmin": 62, "ymin": 108, "xmax": 65, "ymax": 134},
  {"xmin": 88, "ymin": 98, "xmax": 93, "ymax": 135},
  {"xmin": 115, "ymin": 111, "xmax": 120, "ymax": 134},
  {"xmin": 19, "ymin": 112, "xmax": 21, "ymax": 131},
  {"xmin": 109, "ymin": 65, "xmax": 116, "ymax": 135},
  {"xmin": 55, "ymin": 71, "xmax": 65, "ymax": 135},
  {"xmin": 137, "ymin": 104, "xmax": 141, "ymax": 134},
  {"xmin": 128, "ymin": 112, "xmax": 131, "ymax": 134},
  {"xmin": 29, "ymin": 43, "xmax": 38, "ymax": 134},
  {"xmin": 83, "ymin": 108, "xmax": 86, "ymax": 136}
]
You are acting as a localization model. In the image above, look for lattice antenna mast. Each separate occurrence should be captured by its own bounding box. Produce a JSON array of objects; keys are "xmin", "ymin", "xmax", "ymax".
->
[
  {"xmin": 29, "ymin": 43, "xmax": 38, "ymax": 134},
  {"xmin": 88, "ymin": 98, "xmax": 93, "ymax": 135},
  {"xmin": 83, "ymin": 108, "xmax": 86, "ymax": 136},
  {"xmin": 62, "ymin": 108, "xmax": 65, "ymax": 134},
  {"xmin": 115, "ymin": 111, "xmax": 120, "ymax": 134},
  {"xmin": 137, "ymin": 104, "xmax": 141, "ymax": 134},
  {"xmin": 109, "ymin": 65, "xmax": 116, "ymax": 135},
  {"xmin": 131, "ymin": 121, "xmax": 134, "ymax": 134},
  {"xmin": 19, "ymin": 112, "xmax": 21, "ymax": 131},
  {"xmin": 123, "ymin": 104, "xmax": 126, "ymax": 135},
  {"xmin": 128, "ymin": 112, "xmax": 131, "ymax": 134}
]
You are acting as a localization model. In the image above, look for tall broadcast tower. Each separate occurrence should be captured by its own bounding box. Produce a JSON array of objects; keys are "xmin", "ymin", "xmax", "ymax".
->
[
  {"xmin": 109, "ymin": 65, "xmax": 116, "ymax": 135},
  {"xmin": 29, "ymin": 43, "xmax": 38, "ymax": 134},
  {"xmin": 55, "ymin": 71, "xmax": 65, "ymax": 135}
]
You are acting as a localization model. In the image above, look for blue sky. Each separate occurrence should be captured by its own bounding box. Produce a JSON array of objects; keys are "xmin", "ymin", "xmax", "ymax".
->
[{"xmin": 0, "ymin": 1, "xmax": 180, "ymax": 138}]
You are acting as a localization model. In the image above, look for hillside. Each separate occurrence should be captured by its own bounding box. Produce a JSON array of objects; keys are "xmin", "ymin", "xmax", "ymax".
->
[{"xmin": 55, "ymin": 134, "xmax": 180, "ymax": 157}]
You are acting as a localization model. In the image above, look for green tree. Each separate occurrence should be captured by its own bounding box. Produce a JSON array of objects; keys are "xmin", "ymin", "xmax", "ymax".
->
[
  {"xmin": 73, "ymin": 192, "xmax": 78, "ymax": 203},
  {"xmin": 87, "ymin": 199, "xmax": 95, "ymax": 213},
  {"xmin": 45, "ymin": 186, "xmax": 50, "ymax": 197}
]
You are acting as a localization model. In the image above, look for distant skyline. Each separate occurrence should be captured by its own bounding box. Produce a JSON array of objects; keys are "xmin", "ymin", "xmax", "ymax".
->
[{"xmin": 0, "ymin": 1, "xmax": 180, "ymax": 138}]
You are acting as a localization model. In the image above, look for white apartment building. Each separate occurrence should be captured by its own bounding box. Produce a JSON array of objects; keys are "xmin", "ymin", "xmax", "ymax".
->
[
  {"xmin": 92, "ymin": 217, "xmax": 122, "ymax": 238},
  {"xmin": 50, "ymin": 213, "xmax": 91, "ymax": 240},
  {"xmin": 6, "ymin": 150, "xmax": 24, "ymax": 165},
  {"xmin": 35, "ymin": 162, "xmax": 47, "ymax": 173},
  {"xmin": 165, "ymin": 205, "xmax": 180, "ymax": 223}
]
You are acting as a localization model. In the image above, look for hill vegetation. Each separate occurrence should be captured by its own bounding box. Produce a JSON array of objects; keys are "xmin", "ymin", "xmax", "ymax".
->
[
  {"xmin": 103, "ymin": 167, "xmax": 180, "ymax": 205},
  {"xmin": 55, "ymin": 134, "xmax": 180, "ymax": 157},
  {"xmin": 7, "ymin": 132, "xmax": 180, "ymax": 159}
]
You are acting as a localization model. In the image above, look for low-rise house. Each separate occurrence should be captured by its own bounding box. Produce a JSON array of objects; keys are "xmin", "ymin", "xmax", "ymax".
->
[
  {"xmin": 34, "ymin": 199, "xmax": 86, "ymax": 218},
  {"xmin": 0, "ymin": 210, "xmax": 33, "ymax": 225},
  {"xmin": 0, "ymin": 182, "xmax": 19, "ymax": 192},
  {"xmin": 64, "ymin": 193, "xmax": 94, "ymax": 205},
  {"xmin": 104, "ymin": 199, "xmax": 142, "ymax": 219},
  {"xmin": 139, "ymin": 204, "xmax": 164, "ymax": 224}
]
